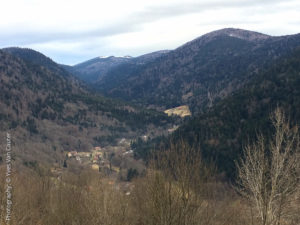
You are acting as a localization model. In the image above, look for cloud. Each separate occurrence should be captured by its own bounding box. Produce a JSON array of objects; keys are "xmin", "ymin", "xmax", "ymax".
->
[
  {"xmin": 0, "ymin": 25, "xmax": 136, "ymax": 46},
  {"xmin": 0, "ymin": 0, "xmax": 299, "ymax": 64}
]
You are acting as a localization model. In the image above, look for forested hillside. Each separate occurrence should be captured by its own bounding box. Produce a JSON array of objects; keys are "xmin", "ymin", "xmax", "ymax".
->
[
  {"xmin": 0, "ymin": 49, "xmax": 174, "ymax": 164},
  {"xmin": 133, "ymin": 48, "xmax": 300, "ymax": 177},
  {"xmin": 96, "ymin": 28, "xmax": 300, "ymax": 113}
]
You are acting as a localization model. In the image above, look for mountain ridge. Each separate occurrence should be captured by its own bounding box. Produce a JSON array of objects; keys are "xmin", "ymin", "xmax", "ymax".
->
[
  {"xmin": 94, "ymin": 28, "xmax": 300, "ymax": 113},
  {"xmin": 2, "ymin": 47, "xmax": 71, "ymax": 77},
  {"xmin": 65, "ymin": 50, "xmax": 170, "ymax": 83},
  {"xmin": 177, "ymin": 28, "xmax": 271, "ymax": 50}
]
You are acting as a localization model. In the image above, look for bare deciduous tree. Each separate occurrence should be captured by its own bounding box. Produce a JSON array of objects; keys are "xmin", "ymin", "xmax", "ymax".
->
[
  {"xmin": 131, "ymin": 140, "xmax": 220, "ymax": 225},
  {"xmin": 236, "ymin": 108, "xmax": 300, "ymax": 225}
]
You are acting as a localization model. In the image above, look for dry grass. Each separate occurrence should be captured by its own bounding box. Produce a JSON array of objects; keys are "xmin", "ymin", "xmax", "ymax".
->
[{"xmin": 164, "ymin": 105, "xmax": 192, "ymax": 117}]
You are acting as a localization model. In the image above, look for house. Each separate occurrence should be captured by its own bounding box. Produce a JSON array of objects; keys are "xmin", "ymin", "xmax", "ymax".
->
[
  {"xmin": 93, "ymin": 151, "xmax": 103, "ymax": 158},
  {"xmin": 91, "ymin": 164, "xmax": 99, "ymax": 171},
  {"xmin": 141, "ymin": 135, "xmax": 148, "ymax": 141},
  {"xmin": 77, "ymin": 152, "xmax": 91, "ymax": 158},
  {"xmin": 67, "ymin": 151, "xmax": 78, "ymax": 158},
  {"xmin": 94, "ymin": 146, "xmax": 101, "ymax": 151},
  {"xmin": 119, "ymin": 138, "xmax": 126, "ymax": 144},
  {"xmin": 123, "ymin": 150, "xmax": 134, "ymax": 155}
]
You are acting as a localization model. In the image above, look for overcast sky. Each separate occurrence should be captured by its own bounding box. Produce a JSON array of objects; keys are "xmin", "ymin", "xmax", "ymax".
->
[{"xmin": 0, "ymin": 0, "xmax": 299, "ymax": 65}]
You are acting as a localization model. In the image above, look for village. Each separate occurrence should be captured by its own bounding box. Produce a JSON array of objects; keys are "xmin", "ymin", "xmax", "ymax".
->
[
  {"xmin": 61, "ymin": 137, "xmax": 145, "ymax": 181},
  {"xmin": 61, "ymin": 107, "xmax": 184, "ymax": 176}
]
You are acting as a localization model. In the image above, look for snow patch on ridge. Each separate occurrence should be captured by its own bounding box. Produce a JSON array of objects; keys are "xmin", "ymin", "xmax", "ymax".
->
[{"xmin": 98, "ymin": 56, "xmax": 111, "ymax": 59}]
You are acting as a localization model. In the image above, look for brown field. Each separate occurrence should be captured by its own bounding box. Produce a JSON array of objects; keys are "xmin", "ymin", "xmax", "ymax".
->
[{"xmin": 164, "ymin": 105, "xmax": 192, "ymax": 117}]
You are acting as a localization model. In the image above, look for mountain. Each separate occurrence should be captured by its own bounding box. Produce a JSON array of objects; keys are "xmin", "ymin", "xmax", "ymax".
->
[
  {"xmin": 3, "ymin": 47, "xmax": 70, "ymax": 76},
  {"xmin": 95, "ymin": 28, "xmax": 300, "ymax": 113},
  {"xmin": 66, "ymin": 56, "xmax": 133, "ymax": 83},
  {"xmin": 65, "ymin": 50, "xmax": 170, "ymax": 83},
  {"xmin": 133, "ymin": 47, "xmax": 300, "ymax": 177},
  {"xmin": 0, "ymin": 48, "xmax": 174, "ymax": 164}
]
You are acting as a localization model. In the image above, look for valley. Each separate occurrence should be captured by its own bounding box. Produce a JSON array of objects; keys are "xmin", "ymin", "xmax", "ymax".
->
[
  {"xmin": 1, "ymin": 28, "xmax": 300, "ymax": 225},
  {"xmin": 1, "ymin": 28, "xmax": 300, "ymax": 179}
]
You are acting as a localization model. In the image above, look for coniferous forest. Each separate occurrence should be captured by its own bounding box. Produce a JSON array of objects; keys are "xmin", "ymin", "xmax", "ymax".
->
[{"xmin": 1, "ymin": 27, "xmax": 300, "ymax": 225}]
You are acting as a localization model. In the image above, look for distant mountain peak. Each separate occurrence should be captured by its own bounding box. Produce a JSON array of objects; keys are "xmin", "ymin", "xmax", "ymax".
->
[
  {"xmin": 178, "ymin": 28, "xmax": 271, "ymax": 50},
  {"xmin": 205, "ymin": 28, "xmax": 271, "ymax": 41}
]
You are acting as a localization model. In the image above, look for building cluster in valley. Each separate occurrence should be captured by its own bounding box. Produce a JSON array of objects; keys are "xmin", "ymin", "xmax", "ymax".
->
[
  {"xmin": 49, "ymin": 136, "xmax": 146, "ymax": 194},
  {"xmin": 65, "ymin": 138, "xmax": 134, "ymax": 173},
  {"xmin": 48, "ymin": 137, "xmax": 140, "ymax": 196}
]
